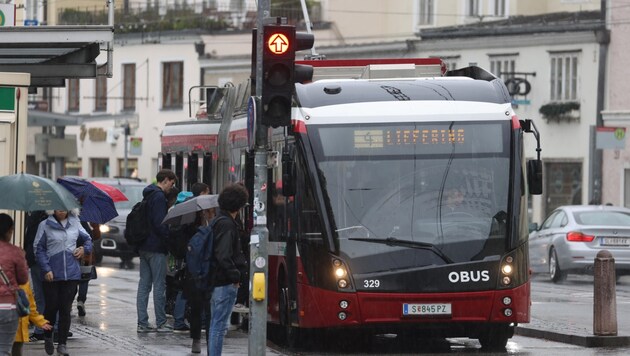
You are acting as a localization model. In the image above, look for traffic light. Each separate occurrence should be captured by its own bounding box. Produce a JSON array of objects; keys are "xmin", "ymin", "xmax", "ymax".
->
[{"xmin": 261, "ymin": 23, "xmax": 314, "ymax": 127}]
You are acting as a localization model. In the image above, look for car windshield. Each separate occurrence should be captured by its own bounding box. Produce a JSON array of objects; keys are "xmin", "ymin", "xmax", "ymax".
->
[
  {"xmin": 309, "ymin": 121, "xmax": 511, "ymax": 270},
  {"xmin": 573, "ymin": 210, "xmax": 630, "ymax": 226},
  {"xmin": 112, "ymin": 185, "xmax": 145, "ymax": 210}
]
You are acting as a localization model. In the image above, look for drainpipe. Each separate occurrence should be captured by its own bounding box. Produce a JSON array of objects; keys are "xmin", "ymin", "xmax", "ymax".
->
[{"xmin": 590, "ymin": 0, "xmax": 610, "ymax": 204}]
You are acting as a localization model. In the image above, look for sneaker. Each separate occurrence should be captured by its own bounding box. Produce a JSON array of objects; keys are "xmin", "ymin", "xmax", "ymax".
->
[
  {"xmin": 233, "ymin": 303, "xmax": 249, "ymax": 313},
  {"xmin": 137, "ymin": 325, "xmax": 156, "ymax": 333},
  {"xmin": 29, "ymin": 333, "xmax": 45, "ymax": 342},
  {"xmin": 77, "ymin": 301, "xmax": 86, "ymax": 317},
  {"xmin": 44, "ymin": 337, "xmax": 54, "ymax": 355},
  {"xmin": 156, "ymin": 323, "xmax": 173, "ymax": 333},
  {"xmin": 191, "ymin": 339, "xmax": 201, "ymax": 354},
  {"xmin": 173, "ymin": 324, "xmax": 190, "ymax": 333},
  {"xmin": 57, "ymin": 344, "xmax": 69, "ymax": 356}
]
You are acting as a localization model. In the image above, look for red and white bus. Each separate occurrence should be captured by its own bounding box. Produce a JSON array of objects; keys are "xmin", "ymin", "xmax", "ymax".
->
[{"xmin": 160, "ymin": 58, "xmax": 543, "ymax": 349}]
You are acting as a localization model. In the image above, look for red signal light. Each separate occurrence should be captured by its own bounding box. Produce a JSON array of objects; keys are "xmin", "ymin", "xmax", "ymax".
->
[
  {"xmin": 566, "ymin": 231, "xmax": 595, "ymax": 242},
  {"xmin": 267, "ymin": 33, "xmax": 290, "ymax": 55}
]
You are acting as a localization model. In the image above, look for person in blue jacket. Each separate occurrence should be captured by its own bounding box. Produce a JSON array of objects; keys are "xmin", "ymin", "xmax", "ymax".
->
[{"xmin": 34, "ymin": 209, "xmax": 92, "ymax": 356}]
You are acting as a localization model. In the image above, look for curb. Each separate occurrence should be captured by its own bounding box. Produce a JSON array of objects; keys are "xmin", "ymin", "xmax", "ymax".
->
[{"xmin": 515, "ymin": 326, "xmax": 630, "ymax": 347}]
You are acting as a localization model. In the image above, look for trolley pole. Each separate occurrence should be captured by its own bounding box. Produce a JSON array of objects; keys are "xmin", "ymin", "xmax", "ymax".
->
[{"xmin": 249, "ymin": 0, "xmax": 270, "ymax": 355}]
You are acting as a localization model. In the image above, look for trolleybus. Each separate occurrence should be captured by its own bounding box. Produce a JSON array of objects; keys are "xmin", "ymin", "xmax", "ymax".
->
[{"xmin": 160, "ymin": 58, "xmax": 543, "ymax": 350}]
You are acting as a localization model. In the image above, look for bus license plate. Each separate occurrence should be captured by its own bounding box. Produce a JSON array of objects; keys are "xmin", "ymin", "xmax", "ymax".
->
[
  {"xmin": 602, "ymin": 237, "xmax": 630, "ymax": 246},
  {"xmin": 403, "ymin": 303, "xmax": 451, "ymax": 316}
]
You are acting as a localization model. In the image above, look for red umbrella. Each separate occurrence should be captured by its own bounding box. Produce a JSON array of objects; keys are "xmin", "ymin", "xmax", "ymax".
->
[{"xmin": 91, "ymin": 181, "xmax": 128, "ymax": 202}]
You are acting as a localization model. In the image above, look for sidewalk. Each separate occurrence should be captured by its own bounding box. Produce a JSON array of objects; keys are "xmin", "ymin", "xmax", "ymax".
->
[
  {"xmin": 22, "ymin": 326, "xmax": 283, "ymax": 356},
  {"xmin": 515, "ymin": 277, "xmax": 630, "ymax": 347}
]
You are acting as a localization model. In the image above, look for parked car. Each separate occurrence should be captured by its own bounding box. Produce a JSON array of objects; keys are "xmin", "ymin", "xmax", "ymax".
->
[
  {"xmin": 91, "ymin": 177, "xmax": 146, "ymax": 269},
  {"xmin": 529, "ymin": 205, "xmax": 630, "ymax": 283}
]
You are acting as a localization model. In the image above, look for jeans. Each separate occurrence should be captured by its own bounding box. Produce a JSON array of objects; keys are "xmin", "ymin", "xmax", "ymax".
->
[
  {"xmin": 0, "ymin": 309, "xmax": 19, "ymax": 356},
  {"xmin": 173, "ymin": 291, "xmax": 187, "ymax": 328},
  {"xmin": 136, "ymin": 251, "xmax": 167, "ymax": 328},
  {"xmin": 43, "ymin": 280, "xmax": 79, "ymax": 345},
  {"xmin": 208, "ymin": 284, "xmax": 237, "ymax": 356},
  {"xmin": 30, "ymin": 265, "xmax": 45, "ymax": 335},
  {"xmin": 77, "ymin": 280, "xmax": 89, "ymax": 303}
]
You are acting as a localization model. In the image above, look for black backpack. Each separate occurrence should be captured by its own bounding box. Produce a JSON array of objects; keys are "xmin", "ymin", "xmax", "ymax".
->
[
  {"xmin": 167, "ymin": 223, "xmax": 196, "ymax": 259},
  {"xmin": 125, "ymin": 191, "xmax": 156, "ymax": 246}
]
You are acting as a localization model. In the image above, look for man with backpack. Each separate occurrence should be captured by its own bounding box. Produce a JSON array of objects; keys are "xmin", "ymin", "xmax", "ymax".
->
[
  {"xmin": 135, "ymin": 169, "xmax": 177, "ymax": 333},
  {"xmin": 208, "ymin": 183, "xmax": 248, "ymax": 356}
]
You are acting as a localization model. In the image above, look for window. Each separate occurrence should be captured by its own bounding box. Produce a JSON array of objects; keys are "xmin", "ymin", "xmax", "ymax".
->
[
  {"xmin": 123, "ymin": 63, "xmax": 136, "ymax": 111},
  {"xmin": 95, "ymin": 67, "xmax": 107, "ymax": 112},
  {"xmin": 550, "ymin": 52, "xmax": 579, "ymax": 102},
  {"xmin": 118, "ymin": 158, "xmax": 138, "ymax": 177},
  {"xmin": 91, "ymin": 158, "xmax": 110, "ymax": 177},
  {"xmin": 492, "ymin": 0, "xmax": 506, "ymax": 17},
  {"xmin": 467, "ymin": 0, "xmax": 480, "ymax": 17},
  {"xmin": 162, "ymin": 61, "xmax": 184, "ymax": 109},
  {"xmin": 65, "ymin": 159, "xmax": 82, "ymax": 176},
  {"xmin": 417, "ymin": 0, "xmax": 434, "ymax": 26},
  {"xmin": 68, "ymin": 79, "xmax": 80, "ymax": 112},
  {"xmin": 489, "ymin": 55, "xmax": 516, "ymax": 81},
  {"xmin": 544, "ymin": 162, "xmax": 582, "ymax": 216}
]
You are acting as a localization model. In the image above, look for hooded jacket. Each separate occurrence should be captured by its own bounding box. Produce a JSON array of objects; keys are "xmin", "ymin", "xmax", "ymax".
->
[
  {"xmin": 138, "ymin": 184, "xmax": 169, "ymax": 254},
  {"xmin": 34, "ymin": 214, "xmax": 92, "ymax": 281}
]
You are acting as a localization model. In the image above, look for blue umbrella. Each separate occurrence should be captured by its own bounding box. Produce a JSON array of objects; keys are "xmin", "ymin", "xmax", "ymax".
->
[
  {"xmin": 0, "ymin": 173, "xmax": 80, "ymax": 211},
  {"xmin": 57, "ymin": 177, "xmax": 118, "ymax": 224}
]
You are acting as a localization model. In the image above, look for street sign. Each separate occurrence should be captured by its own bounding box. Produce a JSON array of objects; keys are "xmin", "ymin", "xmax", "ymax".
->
[
  {"xmin": 129, "ymin": 137, "xmax": 143, "ymax": 155},
  {"xmin": 0, "ymin": 4, "xmax": 15, "ymax": 27},
  {"xmin": 247, "ymin": 96, "xmax": 258, "ymax": 150},
  {"xmin": 596, "ymin": 127, "xmax": 626, "ymax": 150},
  {"xmin": 0, "ymin": 87, "xmax": 15, "ymax": 111},
  {"xmin": 512, "ymin": 99, "xmax": 531, "ymax": 106},
  {"xmin": 24, "ymin": 19, "xmax": 38, "ymax": 26}
]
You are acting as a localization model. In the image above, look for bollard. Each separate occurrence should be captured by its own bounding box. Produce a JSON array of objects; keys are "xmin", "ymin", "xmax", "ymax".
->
[{"xmin": 593, "ymin": 250, "xmax": 617, "ymax": 336}]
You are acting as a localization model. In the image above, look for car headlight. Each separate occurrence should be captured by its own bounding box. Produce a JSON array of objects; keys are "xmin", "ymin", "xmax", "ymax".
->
[{"xmin": 99, "ymin": 225, "xmax": 111, "ymax": 233}]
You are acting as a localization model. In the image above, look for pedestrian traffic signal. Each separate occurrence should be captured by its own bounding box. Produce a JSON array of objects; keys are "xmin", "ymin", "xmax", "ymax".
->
[{"xmin": 261, "ymin": 24, "xmax": 314, "ymax": 128}]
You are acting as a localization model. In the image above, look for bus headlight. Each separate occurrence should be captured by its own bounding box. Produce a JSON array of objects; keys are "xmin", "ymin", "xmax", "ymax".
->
[
  {"xmin": 335, "ymin": 267, "xmax": 346, "ymax": 278},
  {"xmin": 338, "ymin": 279, "xmax": 348, "ymax": 288},
  {"xmin": 501, "ymin": 264, "xmax": 513, "ymax": 275}
]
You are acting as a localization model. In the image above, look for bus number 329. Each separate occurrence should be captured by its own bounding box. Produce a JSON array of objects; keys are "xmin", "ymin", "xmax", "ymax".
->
[{"xmin": 363, "ymin": 279, "xmax": 380, "ymax": 288}]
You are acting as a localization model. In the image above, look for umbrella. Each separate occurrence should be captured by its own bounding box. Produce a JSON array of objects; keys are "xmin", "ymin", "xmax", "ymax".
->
[
  {"xmin": 162, "ymin": 194, "xmax": 219, "ymax": 225},
  {"xmin": 57, "ymin": 177, "xmax": 119, "ymax": 224},
  {"xmin": 90, "ymin": 181, "xmax": 128, "ymax": 202},
  {"xmin": 0, "ymin": 173, "xmax": 80, "ymax": 211}
]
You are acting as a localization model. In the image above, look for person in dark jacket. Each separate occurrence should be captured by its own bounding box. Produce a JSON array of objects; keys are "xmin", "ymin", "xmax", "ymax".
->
[
  {"xmin": 208, "ymin": 184, "xmax": 248, "ymax": 356},
  {"xmin": 22, "ymin": 211, "xmax": 47, "ymax": 341},
  {"xmin": 136, "ymin": 169, "xmax": 177, "ymax": 333},
  {"xmin": 0, "ymin": 213, "xmax": 29, "ymax": 356},
  {"xmin": 34, "ymin": 210, "xmax": 92, "ymax": 356}
]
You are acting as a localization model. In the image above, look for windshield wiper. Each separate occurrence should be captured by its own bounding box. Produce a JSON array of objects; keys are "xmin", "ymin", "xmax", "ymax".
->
[{"xmin": 348, "ymin": 237, "xmax": 453, "ymax": 264}]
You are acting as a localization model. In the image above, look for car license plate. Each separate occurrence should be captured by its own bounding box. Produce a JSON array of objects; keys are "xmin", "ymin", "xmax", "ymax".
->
[
  {"xmin": 601, "ymin": 237, "xmax": 630, "ymax": 246},
  {"xmin": 403, "ymin": 303, "xmax": 451, "ymax": 316}
]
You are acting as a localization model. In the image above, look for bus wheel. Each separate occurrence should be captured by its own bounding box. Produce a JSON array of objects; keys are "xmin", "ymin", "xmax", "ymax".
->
[
  {"xmin": 279, "ymin": 285, "xmax": 301, "ymax": 348},
  {"xmin": 549, "ymin": 247, "xmax": 567, "ymax": 283},
  {"xmin": 478, "ymin": 324, "xmax": 512, "ymax": 350}
]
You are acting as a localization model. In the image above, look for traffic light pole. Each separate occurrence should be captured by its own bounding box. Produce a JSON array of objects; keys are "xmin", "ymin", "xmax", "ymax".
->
[{"xmin": 249, "ymin": 0, "xmax": 270, "ymax": 355}]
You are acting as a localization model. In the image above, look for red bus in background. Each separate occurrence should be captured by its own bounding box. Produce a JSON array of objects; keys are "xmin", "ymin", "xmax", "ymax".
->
[{"xmin": 160, "ymin": 59, "xmax": 543, "ymax": 350}]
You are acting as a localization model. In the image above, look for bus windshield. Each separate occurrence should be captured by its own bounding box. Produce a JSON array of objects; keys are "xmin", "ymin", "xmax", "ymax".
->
[{"xmin": 309, "ymin": 121, "xmax": 511, "ymax": 272}]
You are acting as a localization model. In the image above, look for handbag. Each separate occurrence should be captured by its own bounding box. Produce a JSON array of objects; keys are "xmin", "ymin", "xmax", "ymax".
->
[
  {"xmin": 0, "ymin": 266, "xmax": 30, "ymax": 317},
  {"xmin": 80, "ymin": 265, "xmax": 97, "ymax": 281}
]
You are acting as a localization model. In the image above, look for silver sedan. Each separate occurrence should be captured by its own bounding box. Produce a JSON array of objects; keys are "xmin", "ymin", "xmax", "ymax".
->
[{"xmin": 529, "ymin": 205, "xmax": 630, "ymax": 283}]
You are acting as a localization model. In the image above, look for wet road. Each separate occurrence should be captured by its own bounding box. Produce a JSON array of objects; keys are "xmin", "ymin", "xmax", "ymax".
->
[{"xmin": 21, "ymin": 257, "xmax": 630, "ymax": 355}]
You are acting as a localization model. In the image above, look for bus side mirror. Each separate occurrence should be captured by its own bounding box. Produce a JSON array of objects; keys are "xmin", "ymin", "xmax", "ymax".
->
[
  {"xmin": 282, "ymin": 144, "xmax": 296, "ymax": 197},
  {"xmin": 527, "ymin": 159, "xmax": 543, "ymax": 195}
]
